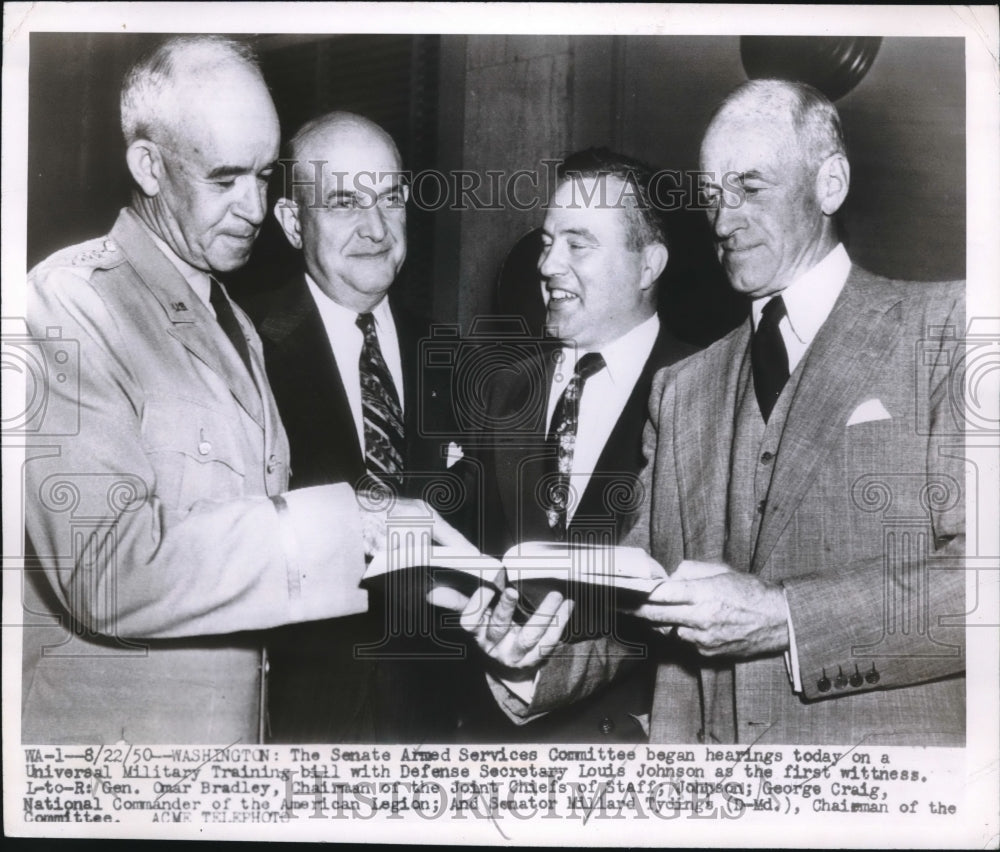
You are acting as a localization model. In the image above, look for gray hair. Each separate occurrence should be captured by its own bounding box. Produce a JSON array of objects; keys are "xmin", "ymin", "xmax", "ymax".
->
[
  {"xmin": 709, "ymin": 79, "xmax": 846, "ymax": 169},
  {"xmin": 120, "ymin": 35, "xmax": 262, "ymax": 144}
]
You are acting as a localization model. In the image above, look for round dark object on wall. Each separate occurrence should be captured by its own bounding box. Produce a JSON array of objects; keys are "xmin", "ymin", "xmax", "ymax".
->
[{"xmin": 740, "ymin": 36, "xmax": 882, "ymax": 101}]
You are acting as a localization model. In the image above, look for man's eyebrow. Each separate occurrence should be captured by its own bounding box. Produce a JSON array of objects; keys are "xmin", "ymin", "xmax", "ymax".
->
[
  {"xmin": 323, "ymin": 189, "xmax": 360, "ymax": 204},
  {"xmin": 206, "ymin": 163, "xmax": 275, "ymax": 180},
  {"xmin": 562, "ymin": 226, "xmax": 599, "ymax": 241},
  {"xmin": 323, "ymin": 185, "xmax": 406, "ymax": 203}
]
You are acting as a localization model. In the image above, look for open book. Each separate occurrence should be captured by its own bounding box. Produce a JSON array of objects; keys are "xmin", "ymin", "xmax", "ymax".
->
[{"xmin": 363, "ymin": 539, "xmax": 668, "ymax": 604}]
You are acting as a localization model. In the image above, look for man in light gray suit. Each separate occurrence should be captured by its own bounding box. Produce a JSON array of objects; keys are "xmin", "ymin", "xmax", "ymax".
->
[{"xmin": 465, "ymin": 79, "xmax": 965, "ymax": 746}]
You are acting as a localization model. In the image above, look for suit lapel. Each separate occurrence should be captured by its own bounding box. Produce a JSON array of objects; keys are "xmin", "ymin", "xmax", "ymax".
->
[
  {"xmin": 259, "ymin": 278, "xmax": 364, "ymax": 480},
  {"xmin": 573, "ymin": 328, "xmax": 687, "ymax": 532},
  {"xmin": 752, "ymin": 269, "xmax": 906, "ymax": 572},
  {"xmin": 112, "ymin": 210, "xmax": 265, "ymax": 427},
  {"xmin": 390, "ymin": 300, "xmax": 426, "ymax": 468},
  {"xmin": 493, "ymin": 352, "xmax": 555, "ymax": 543},
  {"xmin": 675, "ymin": 325, "xmax": 749, "ymax": 564}
]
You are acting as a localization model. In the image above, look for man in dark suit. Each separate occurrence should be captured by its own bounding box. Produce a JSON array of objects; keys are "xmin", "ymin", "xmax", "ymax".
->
[
  {"xmin": 470, "ymin": 81, "xmax": 965, "ymax": 746},
  {"xmin": 442, "ymin": 149, "xmax": 696, "ymax": 741},
  {"xmin": 244, "ymin": 112, "xmax": 455, "ymax": 742}
]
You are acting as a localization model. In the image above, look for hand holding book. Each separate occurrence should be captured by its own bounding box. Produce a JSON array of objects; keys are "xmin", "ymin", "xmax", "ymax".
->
[{"xmin": 437, "ymin": 584, "xmax": 574, "ymax": 675}]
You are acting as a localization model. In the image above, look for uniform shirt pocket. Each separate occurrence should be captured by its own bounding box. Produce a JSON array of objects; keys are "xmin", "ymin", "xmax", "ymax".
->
[{"xmin": 141, "ymin": 396, "xmax": 247, "ymax": 511}]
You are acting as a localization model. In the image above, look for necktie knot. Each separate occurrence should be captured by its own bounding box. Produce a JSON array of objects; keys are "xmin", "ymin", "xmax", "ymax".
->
[
  {"xmin": 760, "ymin": 294, "xmax": 787, "ymax": 327},
  {"xmin": 356, "ymin": 311, "xmax": 377, "ymax": 337},
  {"xmin": 574, "ymin": 351, "xmax": 606, "ymax": 381}
]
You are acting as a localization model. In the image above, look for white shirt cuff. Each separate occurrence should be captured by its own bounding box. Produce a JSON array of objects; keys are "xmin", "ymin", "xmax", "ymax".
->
[
  {"xmin": 782, "ymin": 588, "xmax": 803, "ymax": 693},
  {"xmin": 275, "ymin": 484, "xmax": 369, "ymax": 621}
]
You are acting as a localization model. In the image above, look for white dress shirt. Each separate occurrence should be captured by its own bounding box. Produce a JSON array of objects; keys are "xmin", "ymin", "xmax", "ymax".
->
[
  {"xmin": 751, "ymin": 243, "xmax": 851, "ymax": 691},
  {"xmin": 304, "ymin": 274, "xmax": 404, "ymax": 452},
  {"xmin": 750, "ymin": 243, "xmax": 850, "ymax": 371},
  {"xmin": 546, "ymin": 313, "xmax": 660, "ymax": 522}
]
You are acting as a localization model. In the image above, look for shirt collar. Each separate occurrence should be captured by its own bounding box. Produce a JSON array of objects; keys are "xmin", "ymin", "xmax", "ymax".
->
[
  {"xmin": 134, "ymin": 216, "xmax": 213, "ymax": 310},
  {"xmin": 304, "ymin": 272, "xmax": 392, "ymax": 328},
  {"xmin": 751, "ymin": 243, "xmax": 851, "ymax": 345},
  {"xmin": 562, "ymin": 313, "xmax": 660, "ymax": 386}
]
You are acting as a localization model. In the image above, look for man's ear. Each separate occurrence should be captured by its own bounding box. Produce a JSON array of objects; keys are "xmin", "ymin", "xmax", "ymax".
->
[
  {"xmin": 816, "ymin": 152, "xmax": 850, "ymax": 216},
  {"xmin": 273, "ymin": 198, "xmax": 302, "ymax": 249},
  {"xmin": 639, "ymin": 241, "xmax": 669, "ymax": 290},
  {"xmin": 126, "ymin": 140, "xmax": 162, "ymax": 197}
]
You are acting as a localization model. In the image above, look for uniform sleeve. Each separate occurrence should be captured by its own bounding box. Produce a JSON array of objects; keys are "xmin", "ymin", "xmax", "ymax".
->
[{"xmin": 24, "ymin": 266, "xmax": 368, "ymax": 641}]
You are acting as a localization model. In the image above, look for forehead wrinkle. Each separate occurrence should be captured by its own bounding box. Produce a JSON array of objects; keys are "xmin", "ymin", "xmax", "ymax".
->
[
  {"xmin": 701, "ymin": 114, "xmax": 810, "ymax": 178},
  {"xmin": 158, "ymin": 63, "xmax": 273, "ymax": 156},
  {"xmin": 291, "ymin": 116, "xmax": 402, "ymax": 172}
]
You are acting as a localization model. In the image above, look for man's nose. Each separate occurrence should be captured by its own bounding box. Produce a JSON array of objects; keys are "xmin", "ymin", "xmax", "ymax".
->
[
  {"xmin": 234, "ymin": 178, "xmax": 267, "ymax": 226},
  {"xmin": 709, "ymin": 199, "xmax": 743, "ymax": 242},
  {"xmin": 538, "ymin": 242, "xmax": 564, "ymax": 278},
  {"xmin": 357, "ymin": 203, "xmax": 388, "ymax": 241}
]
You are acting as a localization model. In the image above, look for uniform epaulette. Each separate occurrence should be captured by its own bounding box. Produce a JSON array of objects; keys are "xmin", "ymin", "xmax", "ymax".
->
[{"xmin": 31, "ymin": 236, "xmax": 128, "ymax": 280}]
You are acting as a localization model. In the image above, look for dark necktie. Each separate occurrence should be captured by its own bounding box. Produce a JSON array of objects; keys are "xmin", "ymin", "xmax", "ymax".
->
[
  {"xmin": 356, "ymin": 311, "xmax": 405, "ymax": 486},
  {"xmin": 209, "ymin": 278, "xmax": 253, "ymax": 377},
  {"xmin": 751, "ymin": 295, "xmax": 790, "ymax": 423},
  {"xmin": 545, "ymin": 351, "xmax": 606, "ymax": 538}
]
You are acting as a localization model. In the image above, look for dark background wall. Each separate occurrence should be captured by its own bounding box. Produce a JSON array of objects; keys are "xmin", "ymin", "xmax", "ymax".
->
[{"xmin": 27, "ymin": 34, "xmax": 965, "ymax": 347}]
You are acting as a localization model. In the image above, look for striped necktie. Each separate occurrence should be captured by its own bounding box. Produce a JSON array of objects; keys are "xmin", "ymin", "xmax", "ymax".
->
[
  {"xmin": 545, "ymin": 351, "xmax": 606, "ymax": 538},
  {"xmin": 356, "ymin": 311, "xmax": 405, "ymax": 486}
]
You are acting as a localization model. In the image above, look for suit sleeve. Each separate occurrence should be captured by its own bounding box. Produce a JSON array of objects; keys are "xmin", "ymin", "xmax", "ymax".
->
[
  {"xmin": 24, "ymin": 266, "xmax": 368, "ymax": 641},
  {"xmin": 783, "ymin": 288, "xmax": 966, "ymax": 699}
]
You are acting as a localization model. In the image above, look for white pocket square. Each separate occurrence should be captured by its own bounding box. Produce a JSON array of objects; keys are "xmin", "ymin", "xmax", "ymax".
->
[
  {"xmin": 445, "ymin": 441, "xmax": 465, "ymax": 468},
  {"xmin": 847, "ymin": 398, "xmax": 891, "ymax": 426}
]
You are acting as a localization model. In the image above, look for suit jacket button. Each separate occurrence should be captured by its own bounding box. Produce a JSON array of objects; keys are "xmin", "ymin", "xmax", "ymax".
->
[
  {"xmin": 599, "ymin": 717, "xmax": 615, "ymax": 735},
  {"xmin": 198, "ymin": 441, "xmax": 211, "ymax": 456},
  {"xmin": 834, "ymin": 671, "xmax": 848, "ymax": 690},
  {"xmin": 849, "ymin": 666, "xmax": 863, "ymax": 688},
  {"xmin": 817, "ymin": 675, "xmax": 831, "ymax": 693},
  {"xmin": 865, "ymin": 665, "xmax": 880, "ymax": 685},
  {"xmin": 760, "ymin": 451, "xmax": 774, "ymax": 463},
  {"xmin": 266, "ymin": 454, "xmax": 278, "ymax": 474}
]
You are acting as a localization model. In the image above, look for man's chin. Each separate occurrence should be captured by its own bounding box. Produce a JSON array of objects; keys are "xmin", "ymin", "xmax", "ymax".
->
[
  {"xmin": 724, "ymin": 265, "xmax": 766, "ymax": 297},
  {"xmin": 209, "ymin": 249, "xmax": 254, "ymax": 275}
]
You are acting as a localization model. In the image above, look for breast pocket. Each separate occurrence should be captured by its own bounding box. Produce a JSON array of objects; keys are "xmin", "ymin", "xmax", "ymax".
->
[
  {"xmin": 141, "ymin": 397, "xmax": 247, "ymax": 511},
  {"xmin": 844, "ymin": 416, "xmax": 938, "ymax": 561}
]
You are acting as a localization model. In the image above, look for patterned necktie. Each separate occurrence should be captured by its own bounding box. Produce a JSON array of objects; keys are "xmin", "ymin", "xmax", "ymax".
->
[
  {"xmin": 209, "ymin": 278, "xmax": 253, "ymax": 377},
  {"xmin": 545, "ymin": 351, "xmax": 606, "ymax": 538},
  {"xmin": 751, "ymin": 294, "xmax": 790, "ymax": 422},
  {"xmin": 356, "ymin": 311, "xmax": 405, "ymax": 486}
]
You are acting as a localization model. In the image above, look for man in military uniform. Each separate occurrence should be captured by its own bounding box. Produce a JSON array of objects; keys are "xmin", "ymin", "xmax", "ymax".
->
[{"xmin": 21, "ymin": 34, "xmax": 458, "ymax": 745}]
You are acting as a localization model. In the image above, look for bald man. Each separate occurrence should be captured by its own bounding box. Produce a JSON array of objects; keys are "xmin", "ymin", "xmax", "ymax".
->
[
  {"xmin": 475, "ymin": 80, "xmax": 965, "ymax": 746},
  {"xmin": 21, "ymin": 38, "xmax": 445, "ymax": 745},
  {"xmin": 245, "ymin": 112, "xmax": 457, "ymax": 742}
]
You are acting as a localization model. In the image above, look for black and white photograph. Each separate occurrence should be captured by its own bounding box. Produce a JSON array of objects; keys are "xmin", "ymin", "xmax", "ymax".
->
[{"xmin": 2, "ymin": 2, "xmax": 997, "ymax": 846}]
